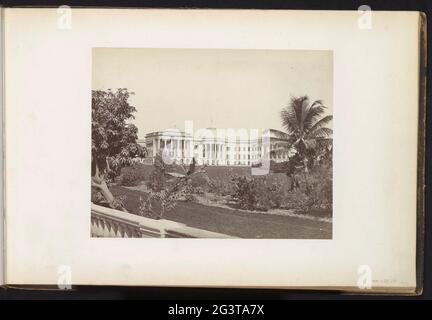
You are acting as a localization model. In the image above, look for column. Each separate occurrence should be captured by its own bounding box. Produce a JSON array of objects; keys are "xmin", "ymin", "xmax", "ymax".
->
[{"xmin": 170, "ymin": 139, "xmax": 173, "ymax": 158}]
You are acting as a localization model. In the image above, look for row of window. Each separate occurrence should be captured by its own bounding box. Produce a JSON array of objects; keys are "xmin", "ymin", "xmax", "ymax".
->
[
  {"xmin": 205, "ymin": 160, "xmax": 254, "ymax": 166},
  {"xmin": 200, "ymin": 153, "xmax": 264, "ymax": 160},
  {"xmin": 151, "ymin": 142, "xmax": 283, "ymax": 153},
  {"xmin": 150, "ymin": 148, "xmax": 289, "ymax": 160}
]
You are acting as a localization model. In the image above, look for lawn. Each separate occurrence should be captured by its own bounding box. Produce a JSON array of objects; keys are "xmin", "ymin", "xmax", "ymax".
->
[{"xmin": 110, "ymin": 185, "xmax": 331, "ymax": 239}]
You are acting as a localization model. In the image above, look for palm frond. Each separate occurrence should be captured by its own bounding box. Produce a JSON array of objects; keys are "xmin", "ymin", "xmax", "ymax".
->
[
  {"xmin": 308, "ymin": 127, "xmax": 333, "ymax": 139},
  {"xmin": 281, "ymin": 96, "xmax": 311, "ymax": 135},
  {"xmin": 306, "ymin": 115, "xmax": 333, "ymax": 138},
  {"xmin": 298, "ymin": 97, "xmax": 310, "ymax": 129},
  {"xmin": 316, "ymin": 138, "xmax": 333, "ymax": 150},
  {"xmin": 302, "ymin": 101, "xmax": 326, "ymax": 132},
  {"xmin": 271, "ymin": 145, "xmax": 294, "ymax": 154},
  {"xmin": 272, "ymin": 130, "xmax": 294, "ymax": 142},
  {"xmin": 304, "ymin": 139, "xmax": 317, "ymax": 150},
  {"xmin": 310, "ymin": 100, "xmax": 324, "ymax": 108},
  {"xmin": 315, "ymin": 139, "xmax": 333, "ymax": 157},
  {"xmin": 280, "ymin": 107, "xmax": 299, "ymax": 133},
  {"xmin": 293, "ymin": 96, "xmax": 309, "ymax": 132}
]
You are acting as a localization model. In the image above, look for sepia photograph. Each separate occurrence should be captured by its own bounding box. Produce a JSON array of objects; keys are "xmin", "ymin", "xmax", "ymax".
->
[
  {"xmin": 2, "ymin": 6, "xmax": 425, "ymax": 297},
  {"xmin": 90, "ymin": 48, "xmax": 333, "ymax": 239}
]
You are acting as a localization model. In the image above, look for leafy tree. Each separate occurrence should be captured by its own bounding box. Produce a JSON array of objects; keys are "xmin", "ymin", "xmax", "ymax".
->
[{"xmin": 91, "ymin": 88, "xmax": 146, "ymax": 210}]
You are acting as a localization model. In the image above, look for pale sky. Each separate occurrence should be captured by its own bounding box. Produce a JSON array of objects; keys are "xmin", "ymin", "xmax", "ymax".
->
[{"xmin": 92, "ymin": 48, "xmax": 333, "ymax": 139}]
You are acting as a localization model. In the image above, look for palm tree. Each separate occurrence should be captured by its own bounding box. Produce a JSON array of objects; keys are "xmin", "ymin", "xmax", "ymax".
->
[{"xmin": 279, "ymin": 95, "xmax": 333, "ymax": 170}]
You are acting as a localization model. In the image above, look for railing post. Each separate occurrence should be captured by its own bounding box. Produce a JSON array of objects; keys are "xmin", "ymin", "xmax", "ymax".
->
[{"xmin": 160, "ymin": 228, "xmax": 167, "ymax": 238}]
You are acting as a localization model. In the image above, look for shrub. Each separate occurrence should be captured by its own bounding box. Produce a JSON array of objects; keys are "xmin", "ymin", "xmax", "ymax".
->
[
  {"xmin": 138, "ymin": 190, "xmax": 176, "ymax": 220},
  {"xmin": 231, "ymin": 164, "xmax": 332, "ymax": 213},
  {"xmin": 231, "ymin": 175, "xmax": 284, "ymax": 211},
  {"xmin": 298, "ymin": 165, "xmax": 332, "ymax": 211},
  {"xmin": 91, "ymin": 187, "xmax": 105, "ymax": 204},
  {"xmin": 91, "ymin": 186, "xmax": 126, "ymax": 210},
  {"xmin": 211, "ymin": 178, "xmax": 235, "ymax": 196},
  {"xmin": 118, "ymin": 165, "xmax": 148, "ymax": 186},
  {"xmin": 232, "ymin": 176, "xmax": 259, "ymax": 210},
  {"xmin": 183, "ymin": 184, "xmax": 198, "ymax": 202},
  {"xmin": 281, "ymin": 165, "xmax": 332, "ymax": 212},
  {"xmin": 189, "ymin": 173, "xmax": 214, "ymax": 193},
  {"xmin": 146, "ymin": 162, "xmax": 166, "ymax": 191}
]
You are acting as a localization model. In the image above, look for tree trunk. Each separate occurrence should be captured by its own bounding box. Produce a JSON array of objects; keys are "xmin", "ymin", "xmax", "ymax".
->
[
  {"xmin": 92, "ymin": 163, "xmax": 128, "ymax": 212},
  {"xmin": 96, "ymin": 179, "xmax": 115, "ymax": 204}
]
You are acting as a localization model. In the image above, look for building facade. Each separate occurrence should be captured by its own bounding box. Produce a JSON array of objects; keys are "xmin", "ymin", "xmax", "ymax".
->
[{"xmin": 139, "ymin": 128, "xmax": 293, "ymax": 166}]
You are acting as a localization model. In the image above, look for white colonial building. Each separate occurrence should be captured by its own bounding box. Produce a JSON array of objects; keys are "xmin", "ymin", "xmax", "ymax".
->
[{"xmin": 139, "ymin": 128, "xmax": 293, "ymax": 166}]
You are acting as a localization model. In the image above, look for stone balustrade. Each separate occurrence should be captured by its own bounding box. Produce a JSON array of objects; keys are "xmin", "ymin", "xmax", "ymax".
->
[{"xmin": 91, "ymin": 203, "xmax": 235, "ymax": 238}]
